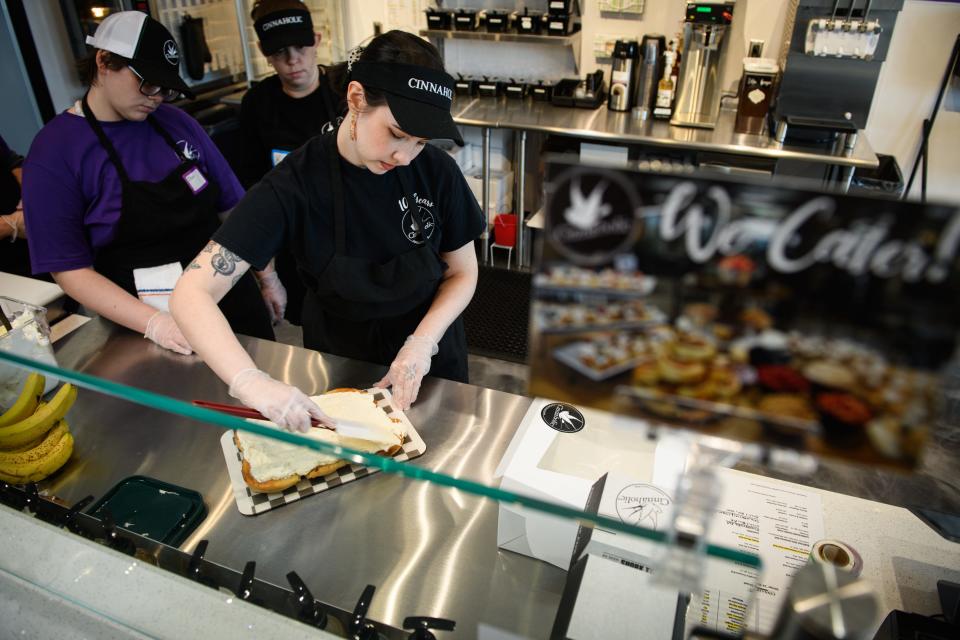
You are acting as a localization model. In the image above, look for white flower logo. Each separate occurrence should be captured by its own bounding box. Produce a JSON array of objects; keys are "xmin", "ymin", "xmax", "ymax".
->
[
  {"xmin": 564, "ymin": 178, "xmax": 612, "ymax": 230},
  {"xmin": 163, "ymin": 40, "xmax": 179, "ymax": 65}
]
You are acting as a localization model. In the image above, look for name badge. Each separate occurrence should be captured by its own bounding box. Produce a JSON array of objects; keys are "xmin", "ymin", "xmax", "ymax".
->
[
  {"xmin": 271, "ymin": 149, "xmax": 291, "ymax": 166},
  {"xmin": 182, "ymin": 167, "xmax": 208, "ymax": 194}
]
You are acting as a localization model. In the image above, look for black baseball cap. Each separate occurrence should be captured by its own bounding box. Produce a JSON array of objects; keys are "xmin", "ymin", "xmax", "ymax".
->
[
  {"xmin": 351, "ymin": 61, "xmax": 463, "ymax": 146},
  {"xmin": 86, "ymin": 11, "xmax": 194, "ymax": 99},
  {"xmin": 254, "ymin": 8, "xmax": 315, "ymax": 56}
]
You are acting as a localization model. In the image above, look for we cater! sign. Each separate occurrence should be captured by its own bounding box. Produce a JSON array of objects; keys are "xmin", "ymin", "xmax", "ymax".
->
[
  {"xmin": 546, "ymin": 165, "xmax": 960, "ymax": 287},
  {"xmin": 533, "ymin": 162, "xmax": 960, "ymax": 469}
]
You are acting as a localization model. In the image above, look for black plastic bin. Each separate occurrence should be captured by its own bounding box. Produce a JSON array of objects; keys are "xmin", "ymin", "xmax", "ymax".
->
[{"xmin": 851, "ymin": 154, "xmax": 905, "ymax": 198}]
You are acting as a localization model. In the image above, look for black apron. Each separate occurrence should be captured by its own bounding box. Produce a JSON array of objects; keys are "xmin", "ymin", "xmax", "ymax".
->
[
  {"xmin": 300, "ymin": 135, "xmax": 468, "ymax": 382},
  {"xmin": 82, "ymin": 96, "xmax": 273, "ymax": 340}
]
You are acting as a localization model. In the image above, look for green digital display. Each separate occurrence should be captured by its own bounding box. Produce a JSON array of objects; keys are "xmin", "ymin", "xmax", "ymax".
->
[{"xmin": 696, "ymin": 6, "xmax": 714, "ymax": 12}]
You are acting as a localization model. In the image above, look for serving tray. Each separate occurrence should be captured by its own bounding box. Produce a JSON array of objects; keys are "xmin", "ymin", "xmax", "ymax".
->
[{"xmin": 219, "ymin": 389, "xmax": 426, "ymax": 516}]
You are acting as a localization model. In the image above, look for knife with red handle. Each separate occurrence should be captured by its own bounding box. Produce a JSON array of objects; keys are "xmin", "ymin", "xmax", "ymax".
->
[
  {"xmin": 192, "ymin": 400, "xmax": 384, "ymax": 441},
  {"xmin": 192, "ymin": 400, "xmax": 335, "ymax": 430}
]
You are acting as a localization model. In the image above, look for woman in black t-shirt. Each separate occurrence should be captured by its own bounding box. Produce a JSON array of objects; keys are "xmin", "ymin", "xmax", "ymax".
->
[
  {"xmin": 238, "ymin": 0, "xmax": 342, "ymax": 325},
  {"xmin": 171, "ymin": 31, "xmax": 484, "ymax": 431}
]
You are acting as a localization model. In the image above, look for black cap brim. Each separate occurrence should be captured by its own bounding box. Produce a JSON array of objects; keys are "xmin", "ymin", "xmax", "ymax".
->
[
  {"xmin": 385, "ymin": 92, "xmax": 464, "ymax": 146},
  {"xmin": 259, "ymin": 31, "xmax": 315, "ymax": 57},
  {"xmin": 130, "ymin": 59, "xmax": 195, "ymax": 100}
]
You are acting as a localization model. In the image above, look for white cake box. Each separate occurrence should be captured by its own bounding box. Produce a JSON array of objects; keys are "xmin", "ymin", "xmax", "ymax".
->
[{"xmin": 494, "ymin": 398, "xmax": 689, "ymax": 569}]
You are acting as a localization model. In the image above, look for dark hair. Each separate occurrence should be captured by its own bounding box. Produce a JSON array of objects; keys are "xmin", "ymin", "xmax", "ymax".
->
[
  {"xmin": 327, "ymin": 30, "xmax": 445, "ymax": 109},
  {"xmin": 76, "ymin": 49, "xmax": 130, "ymax": 88},
  {"xmin": 250, "ymin": 0, "xmax": 307, "ymax": 21}
]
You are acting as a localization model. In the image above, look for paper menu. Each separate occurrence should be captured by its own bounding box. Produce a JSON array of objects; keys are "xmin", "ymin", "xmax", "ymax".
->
[{"xmin": 687, "ymin": 470, "xmax": 825, "ymax": 635}]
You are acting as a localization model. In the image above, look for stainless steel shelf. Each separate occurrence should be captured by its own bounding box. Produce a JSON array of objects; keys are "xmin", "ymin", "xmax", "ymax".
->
[
  {"xmin": 419, "ymin": 28, "xmax": 580, "ymax": 45},
  {"xmin": 420, "ymin": 29, "xmax": 582, "ymax": 73}
]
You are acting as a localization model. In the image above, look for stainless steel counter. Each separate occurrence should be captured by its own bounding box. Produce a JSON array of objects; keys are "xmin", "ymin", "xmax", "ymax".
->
[
  {"xmin": 219, "ymin": 89, "xmax": 876, "ymax": 169},
  {"xmin": 48, "ymin": 320, "xmax": 560, "ymax": 639},
  {"xmin": 451, "ymin": 97, "xmax": 877, "ymax": 169}
]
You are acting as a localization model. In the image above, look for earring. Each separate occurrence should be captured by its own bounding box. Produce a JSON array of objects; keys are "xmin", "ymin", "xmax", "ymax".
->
[{"xmin": 350, "ymin": 112, "xmax": 358, "ymax": 141}]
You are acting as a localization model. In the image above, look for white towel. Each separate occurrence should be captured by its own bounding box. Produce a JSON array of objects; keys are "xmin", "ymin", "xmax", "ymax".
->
[{"xmin": 133, "ymin": 262, "xmax": 183, "ymax": 312}]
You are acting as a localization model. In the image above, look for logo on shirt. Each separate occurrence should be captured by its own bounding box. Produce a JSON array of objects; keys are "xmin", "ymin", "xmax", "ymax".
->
[
  {"xmin": 163, "ymin": 40, "xmax": 179, "ymax": 65},
  {"xmin": 399, "ymin": 193, "xmax": 436, "ymax": 245},
  {"xmin": 176, "ymin": 140, "xmax": 200, "ymax": 162},
  {"xmin": 320, "ymin": 116, "xmax": 341, "ymax": 135}
]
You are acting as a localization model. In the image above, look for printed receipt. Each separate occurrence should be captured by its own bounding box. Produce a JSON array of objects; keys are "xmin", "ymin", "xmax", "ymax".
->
[{"xmin": 686, "ymin": 470, "xmax": 825, "ymax": 635}]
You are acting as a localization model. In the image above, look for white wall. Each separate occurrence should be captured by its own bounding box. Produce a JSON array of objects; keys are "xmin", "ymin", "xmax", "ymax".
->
[
  {"xmin": 22, "ymin": 0, "xmax": 84, "ymax": 113},
  {"xmin": 866, "ymin": 0, "xmax": 960, "ymax": 203},
  {"xmin": 0, "ymin": 2, "xmax": 43, "ymax": 154}
]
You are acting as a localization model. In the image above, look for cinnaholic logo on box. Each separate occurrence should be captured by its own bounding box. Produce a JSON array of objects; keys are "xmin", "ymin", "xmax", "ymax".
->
[
  {"xmin": 547, "ymin": 167, "xmax": 642, "ymax": 265},
  {"xmin": 615, "ymin": 484, "xmax": 672, "ymax": 530},
  {"xmin": 540, "ymin": 402, "xmax": 585, "ymax": 433}
]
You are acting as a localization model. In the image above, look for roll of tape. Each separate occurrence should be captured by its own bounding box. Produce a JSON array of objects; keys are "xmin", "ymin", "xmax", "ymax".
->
[{"xmin": 809, "ymin": 538, "xmax": 863, "ymax": 577}]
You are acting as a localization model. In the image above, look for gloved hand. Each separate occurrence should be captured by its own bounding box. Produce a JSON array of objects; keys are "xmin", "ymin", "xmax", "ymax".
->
[
  {"xmin": 228, "ymin": 368, "xmax": 335, "ymax": 433},
  {"xmin": 144, "ymin": 311, "xmax": 193, "ymax": 355},
  {"xmin": 257, "ymin": 270, "xmax": 287, "ymax": 325},
  {"xmin": 374, "ymin": 335, "xmax": 438, "ymax": 411}
]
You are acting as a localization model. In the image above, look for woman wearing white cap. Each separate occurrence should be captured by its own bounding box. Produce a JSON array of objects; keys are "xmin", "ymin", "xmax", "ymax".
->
[
  {"xmin": 22, "ymin": 11, "xmax": 274, "ymax": 352},
  {"xmin": 172, "ymin": 31, "xmax": 483, "ymax": 431},
  {"xmin": 238, "ymin": 0, "xmax": 342, "ymax": 326}
]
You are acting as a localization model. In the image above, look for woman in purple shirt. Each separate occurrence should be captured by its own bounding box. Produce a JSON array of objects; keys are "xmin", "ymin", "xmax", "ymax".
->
[{"xmin": 22, "ymin": 12, "xmax": 274, "ymax": 352}]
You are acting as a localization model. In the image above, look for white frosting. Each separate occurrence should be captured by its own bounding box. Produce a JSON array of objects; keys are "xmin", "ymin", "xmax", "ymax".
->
[{"xmin": 236, "ymin": 391, "xmax": 406, "ymax": 483}]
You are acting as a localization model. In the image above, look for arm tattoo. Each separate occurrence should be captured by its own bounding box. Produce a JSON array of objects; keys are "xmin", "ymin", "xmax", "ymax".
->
[
  {"xmin": 211, "ymin": 246, "xmax": 240, "ymax": 277},
  {"xmin": 201, "ymin": 241, "xmax": 215, "ymax": 253},
  {"xmin": 186, "ymin": 260, "xmax": 201, "ymax": 270}
]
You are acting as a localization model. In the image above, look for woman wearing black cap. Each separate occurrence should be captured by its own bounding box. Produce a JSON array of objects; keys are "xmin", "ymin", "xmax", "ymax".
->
[
  {"xmin": 171, "ymin": 31, "xmax": 484, "ymax": 430},
  {"xmin": 238, "ymin": 0, "xmax": 342, "ymax": 325},
  {"xmin": 22, "ymin": 11, "xmax": 274, "ymax": 353}
]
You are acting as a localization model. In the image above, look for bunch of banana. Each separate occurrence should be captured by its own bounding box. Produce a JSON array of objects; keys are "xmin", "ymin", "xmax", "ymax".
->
[{"xmin": 0, "ymin": 374, "xmax": 77, "ymax": 484}]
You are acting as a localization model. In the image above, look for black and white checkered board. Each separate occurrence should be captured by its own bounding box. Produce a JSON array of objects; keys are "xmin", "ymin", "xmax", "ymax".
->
[{"xmin": 219, "ymin": 389, "xmax": 426, "ymax": 516}]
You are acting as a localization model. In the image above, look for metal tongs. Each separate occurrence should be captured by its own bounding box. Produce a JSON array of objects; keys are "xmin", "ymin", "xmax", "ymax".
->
[{"xmin": 192, "ymin": 400, "xmax": 386, "ymax": 442}]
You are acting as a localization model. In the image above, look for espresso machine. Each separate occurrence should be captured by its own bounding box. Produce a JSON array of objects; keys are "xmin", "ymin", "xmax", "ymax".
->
[
  {"xmin": 671, "ymin": 1, "xmax": 737, "ymax": 129},
  {"xmin": 608, "ymin": 40, "xmax": 640, "ymax": 112}
]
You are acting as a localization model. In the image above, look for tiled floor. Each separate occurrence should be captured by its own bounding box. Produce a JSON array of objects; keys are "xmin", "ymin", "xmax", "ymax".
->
[{"xmin": 273, "ymin": 320, "xmax": 960, "ymax": 518}]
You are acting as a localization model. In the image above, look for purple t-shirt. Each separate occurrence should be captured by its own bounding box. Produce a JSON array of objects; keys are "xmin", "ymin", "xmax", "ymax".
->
[{"xmin": 23, "ymin": 104, "xmax": 244, "ymax": 274}]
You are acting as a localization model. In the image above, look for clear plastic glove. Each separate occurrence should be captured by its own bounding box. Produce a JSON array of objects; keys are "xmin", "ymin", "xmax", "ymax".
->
[
  {"xmin": 256, "ymin": 270, "xmax": 287, "ymax": 324},
  {"xmin": 144, "ymin": 311, "xmax": 193, "ymax": 355},
  {"xmin": 228, "ymin": 368, "xmax": 335, "ymax": 433},
  {"xmin": 374, "ymin": 335, "xmax": 438, "ymax": 411}
]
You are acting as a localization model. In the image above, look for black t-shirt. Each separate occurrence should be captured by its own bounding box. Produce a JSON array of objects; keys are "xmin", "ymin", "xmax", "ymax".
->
[
  {"xmin": 237, "ymin": 66, "xmax": 341, "ymax": 188},
  {"xmin": 214, "ymin": 133, "xmax": 485, "ymax": 281}
]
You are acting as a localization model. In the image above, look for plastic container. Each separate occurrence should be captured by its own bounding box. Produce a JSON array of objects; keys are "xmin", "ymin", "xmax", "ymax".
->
[
  {"xmin": 850, "ymin": 155, "xmax": 905, "ymax": 198},
  {"xmin": 425, "ymin": 9, "xmax": 453, "ymax": 30},
  {"xmin": 516, "ymin": 9, "xmax": 544, "ymax": 34},
  {"xmin": 0, "ymin": 297, "xmax": 59, "ymax": 410},
  {"xmin": 494, "ymin": 214, "xmax": 517, "ymax": 247},
  {"xmin": 484, "ymin": 10, "xmax": 512, "ymax": 33},
  {"xmin": 453, "ymin": 9, "xmax": 479, "ymax": 31},
  {"xmin": 87, "ymin": 475, "xmax": 207, "ymax": 547},
  {"xmin": 531, "ymin": 82, "xmax": 554, "ymax": 101}
]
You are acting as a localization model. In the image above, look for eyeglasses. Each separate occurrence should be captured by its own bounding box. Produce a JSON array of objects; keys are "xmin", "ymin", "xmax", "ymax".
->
[{"xmin": 129, "ymin": 67, "xmax": 181, "ymax": 102}]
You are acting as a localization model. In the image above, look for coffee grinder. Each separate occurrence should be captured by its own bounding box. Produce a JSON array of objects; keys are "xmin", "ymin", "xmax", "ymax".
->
[
  {"xmin": 671, "ymin": 1, "xmax": 737, "ymax": 129},
  {"xmin": 608, "ymin": 40, "xmax": 640, "ymax": 112}
]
